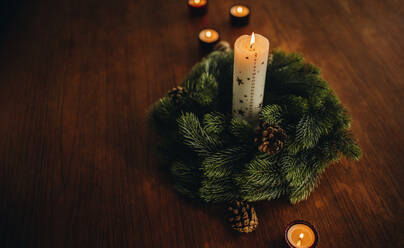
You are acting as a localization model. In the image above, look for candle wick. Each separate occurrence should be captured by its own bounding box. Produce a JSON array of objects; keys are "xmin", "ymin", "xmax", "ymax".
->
[
  {"xmin": 249, "ymin": 44, "xmax": 256, "ymax": 51},
  {"xmin": 249, "ymin": 32, "xmax": 256, "ymax": 50}
]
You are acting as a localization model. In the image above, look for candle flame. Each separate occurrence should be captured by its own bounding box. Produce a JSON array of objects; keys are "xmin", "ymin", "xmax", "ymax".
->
[
  {"xmin": 206, "ymin": 31, "xmax": 212, "ymax": 38},
  {"xmin": 237, "ymin": 6, "xmax": 243, "ymax": 13},
  {"xmin": 299, "ymin": 233, "xmax": 304, "ymax": 239},
  {"xmin": 249, "ymin": 32, "xmax": 255, "ymax": 48},
  {"xmin": 195, "ymin": 0, "xmax": 200, "ymax": 3}
]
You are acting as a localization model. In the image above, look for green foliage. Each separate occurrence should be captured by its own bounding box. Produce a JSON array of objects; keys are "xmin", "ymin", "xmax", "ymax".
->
[
  {"xmin": 259, "ymin": 104, "xmax": 283, "ymax": 125},
  {"xmin": 229, "ymin": 118, "xmax": 255, "ymax": 145},
  {"xmin": 236, "ymin": 154, "xmax": 287, "ymax": 201},
  {"xmin": 188, "ymin": 72, "xmax": 218, "ymax": 107},
  {"xmin": 148, "ymin": 97, "xmax": 178, "ymax": 134},
  {"xmin": 203, "ymin": 112, "xmax": 226, "ymax": 135},
  {"xmin": 202, "ymin": 146, "xmax": 247, "ymax": 178},
  {"xmin": 149, "ymin": 50, "xmax": 361, "ymax": 204},
  {"xmin": 295, "ymin": 114, "xmax": 323, "ymax": 150},
  {"xmin": 177, "ymin": 113, "xmax": 222, "ymax": 156}
]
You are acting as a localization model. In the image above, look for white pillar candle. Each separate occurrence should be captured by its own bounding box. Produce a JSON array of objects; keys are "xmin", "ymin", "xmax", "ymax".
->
[{"xmin": 232, "ymin": 33, "xmax": 269, "ymax": 121}]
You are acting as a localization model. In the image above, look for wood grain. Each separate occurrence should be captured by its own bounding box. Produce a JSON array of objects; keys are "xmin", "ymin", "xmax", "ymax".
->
[{"xmin": 0, "ymin": 0, "xmax": 403, "ymax": 247}]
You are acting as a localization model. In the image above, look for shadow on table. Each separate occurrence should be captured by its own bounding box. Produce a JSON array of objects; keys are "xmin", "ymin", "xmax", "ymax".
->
[{"xmin": 0, "ymin": 0, "xmax": 29, "ymax": 40}]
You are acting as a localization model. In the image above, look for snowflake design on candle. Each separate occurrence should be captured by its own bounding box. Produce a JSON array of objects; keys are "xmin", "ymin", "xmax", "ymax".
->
[{"xmin": 237, "ymin": 77, "xmax": 244, "ymax": 85}]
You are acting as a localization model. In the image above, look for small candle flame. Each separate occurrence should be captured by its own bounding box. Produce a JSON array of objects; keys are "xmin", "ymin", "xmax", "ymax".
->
[
  {"xmin": 249, "ymin": 32, "xmax": 255, "ymax": 48},
  {"xmin": 206, "ymin": 31, "xmax": 212, "ymax": 38},
  {"xmin": 237, "ymin": 6, "xmax": 243, "ymax": 13},
  {"xmin": 296, "ymin": 233, "xmax": 304, "ymax": 247},
  {"xmin": 194, "ymin": 0, "xmax": 200, "ymax": 3}
]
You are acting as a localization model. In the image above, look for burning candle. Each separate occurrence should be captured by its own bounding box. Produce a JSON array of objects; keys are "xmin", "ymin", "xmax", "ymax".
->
[
  {"xmin": 198, "ymin": 28, "xmax": 220, "ymax": 49},
  {"xmin": 285, "ymin": 221, "xmax": 319, "ymax": 248},
  {"xmin": 232, "ymin": 32, "xmax": 269, "ymax": 121},
  {"xmin": 188, "ymin": 0, "xmax": 208, "ymax": 16},
  {"xmin": 230, "ymin": 4, "xmax": 250, "ymax": 25}
]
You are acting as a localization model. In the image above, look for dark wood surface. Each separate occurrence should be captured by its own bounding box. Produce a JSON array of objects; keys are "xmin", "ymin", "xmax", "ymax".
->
[{"xmin": 0, "ymin": 0, "xmax": 403, "ymax": 247}]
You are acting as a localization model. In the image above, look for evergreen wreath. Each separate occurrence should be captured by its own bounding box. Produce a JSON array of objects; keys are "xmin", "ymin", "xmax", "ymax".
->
[{"xmin": 149, "ymin": 50, "xmax": 361, "ymax": 205}]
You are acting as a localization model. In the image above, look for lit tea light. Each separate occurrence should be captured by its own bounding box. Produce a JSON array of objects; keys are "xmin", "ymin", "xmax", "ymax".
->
[
  {"xmin": 198, "ymin": 28, "xmax": 220, "ymax": 49},
  {"xmin": 230, "ymin": 4, "xmax": 250, "ymax": 25},
  {"xmin": 188, "ymin": 0, "xmax": 208, "ymax": 16},
  {"xmin": 285, "ymin": 221, "xmax": 318, "ymax": 248}
]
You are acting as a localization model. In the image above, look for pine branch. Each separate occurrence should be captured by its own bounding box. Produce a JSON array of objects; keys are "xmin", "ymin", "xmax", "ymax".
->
[
  {"xmin": 229, "ymin": 117, "xmax": 255, "ymax": 145},
  {"xmin": 171, "ymin": 160, "xmax": 200, "ymax": 185},
  {"xmin": 283, "ymin": 95, "xmax": 310, "ymax": 119},
  {"xmin": 315, "ymin": 135, "xmax": 341, "ymax": 163},
  {"xmin": 295, "ymin": 114, "xmax": 323, "ymax": 150},
  {"xmin": 203, "ymin": 112, "xmax": 226, "ymax": 135},
  {"xmin": 200, "ymin": 177, "xmax": 239, "ymax": 203},
  {"xmin": 289, "ymin": 166, "xmax": 322, "ymax": 204},
  {"xmin": 289, "ymin": 176, "xmax": 320, "ymax": 204},
  {"xmin": 284, "ymin": 158, "xmax": 307, "ymax": 187},
  {"xmin": 237, "ymin": 154, "xmax": 289, "ymax": 201},
  {"xmin": 279, "ymin": 152, "xmax": 300, "ymax": 177},
  {"xmin": 287, "ymin": 154, "xmax": 329, "ymax": 204},
  {"xmin": 148, "ymin": 97, "xmax": 178, "ymax": 134},
  {"xmin": 238, "ymin": 155, "xmax": 282, "ymax": 187},
  {"xmin": 241, "ymin": 185, "xmax": 288, "ymax": 202},
  {"xmin": 177, "ymin": 113, "xmax": 222, "ymax": 156},
  {"xmin": 183, "ymin": 62, "xmax": 209, "ymax": 91},
  {"xmin": 269, "ymin": 51, "xmax": 303, "ymax": 72},
  {"xmin": 259, "ymin": 104, "xmax": 283, "ymax": 125},
  {"xmin": 334, "ymin": 129, "xmax": 361, "ymax": 160},
  {"xmin": 299, "ymin": 63, "xmax": 320, "ymax": 76},
  {"xmin": 174, "ymin": 184, "xmax": 200, "ymax": 199},
  {"xmin": 188, "ymin": 72, "xmax": 218, "ymax": 106},
  {"xmin": 171, "ymin": 161, "xmax": 202, "ymax": 200},
  {"xmin": 202, "ymin": 146, "xmax": 248, "ymax": 178}
]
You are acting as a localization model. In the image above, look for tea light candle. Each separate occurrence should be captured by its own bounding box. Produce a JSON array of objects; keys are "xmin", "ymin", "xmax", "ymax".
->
[
  {"xmin": 230, "ymin": 4, "xmax": 250, "ymax": 25},
  {"xmin": 188, "ymin": 0, "xmax": 208, "ymax": 16},
  {"xmin": 232, "ymin": 32, "xmax": 269, "ymax": 121},
  {"xmin": 198, "ymin": 28, "xmax": 220, "ymax": 49},
  {"xmin": 285, "ymin": 221, "xmax": 319, "ymax": 248}
]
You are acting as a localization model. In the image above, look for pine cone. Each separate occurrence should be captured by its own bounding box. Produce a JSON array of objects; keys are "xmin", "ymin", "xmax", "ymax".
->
[
  {"xmin": 254, "ymin": 122, "xmax": 287, "ymax": 155},
  {"xmin": 227, "ymin": 200, "xmax": 258, "ymax": 233},
  {"xmin": 168, "ymin": 86, "xmax": 187, "ymax": 104}
]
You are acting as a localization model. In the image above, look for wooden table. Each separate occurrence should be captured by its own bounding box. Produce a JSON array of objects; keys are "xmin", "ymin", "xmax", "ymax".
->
[{"xmin": 0, "ymin": 0, "xmax": 403, "ymax": 247}]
